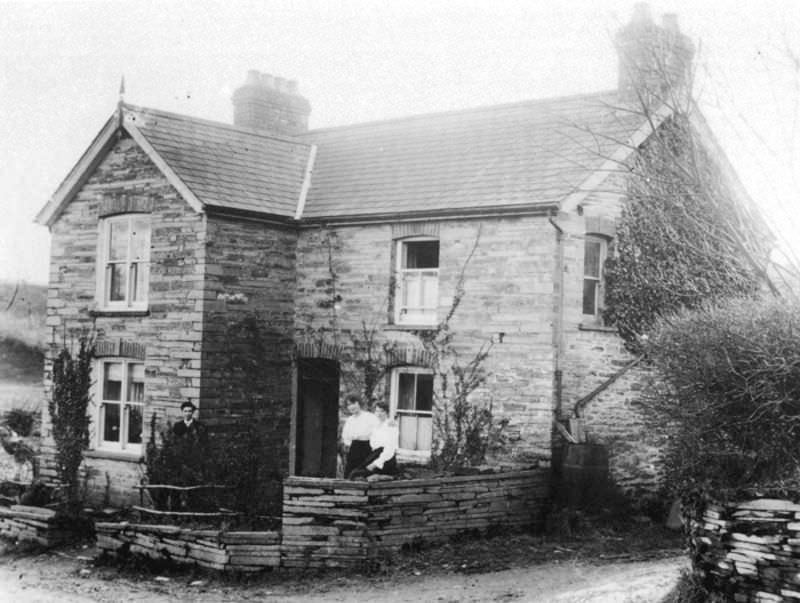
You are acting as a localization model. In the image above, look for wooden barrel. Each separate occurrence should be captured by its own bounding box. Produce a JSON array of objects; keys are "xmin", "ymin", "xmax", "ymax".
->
[{"xmin": 561, "ymin": 443, "xmax": 610, "ymax": 509}]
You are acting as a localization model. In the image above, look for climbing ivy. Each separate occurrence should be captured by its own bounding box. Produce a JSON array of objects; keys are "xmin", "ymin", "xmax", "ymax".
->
[{"xmin": 603, "ymin": 114, "xmax": 771, "ymax": 352}]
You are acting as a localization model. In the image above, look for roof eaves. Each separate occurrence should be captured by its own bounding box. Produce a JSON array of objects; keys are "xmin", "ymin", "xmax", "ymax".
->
[
  {"xmin": 560, "ymin": 102, "xmax": 673, "ymax": 213},
  {"xmin": 299, "ymin": 201, "xmax": 559, "ymax": 227}
]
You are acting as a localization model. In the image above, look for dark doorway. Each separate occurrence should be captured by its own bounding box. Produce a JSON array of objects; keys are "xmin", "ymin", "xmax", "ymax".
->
[{"xmin": 296, "ymin": 358, "xmax": 339, "ymax": 477}]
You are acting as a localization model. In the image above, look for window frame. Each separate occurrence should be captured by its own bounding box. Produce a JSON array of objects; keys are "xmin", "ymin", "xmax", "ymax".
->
[
  {"xmin": 96, "ymin": 213, "xmax": 151, "ymax": 311},
  {"xmin": 394, "ymin": 237, "xmax": 440, "ymax": 326},
  {"xmin": 389, "ymin": 366, "xmax": 434, "ymax": 462},
  {"xmin": 93, "ymin": 358, "xmax": 145, "ymax": 456},
  {"xmin": 582, "ymin": 234, "xmax": 609, "ymax": 321}
]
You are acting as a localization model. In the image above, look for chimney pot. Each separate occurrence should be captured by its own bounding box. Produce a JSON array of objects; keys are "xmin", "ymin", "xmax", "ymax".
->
[{"xmin": 631, "ymin": 2, "xmax": 652, "ymax": 24}]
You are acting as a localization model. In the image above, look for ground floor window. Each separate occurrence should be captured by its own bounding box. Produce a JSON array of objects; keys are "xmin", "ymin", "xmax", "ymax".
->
[
  {"xmin": 390, "ymin": 366, "xmax": 433, "ymax": 455},
  {"xmin": 96, "ymin": 359, "xmax": 144, "ymax": 454}
]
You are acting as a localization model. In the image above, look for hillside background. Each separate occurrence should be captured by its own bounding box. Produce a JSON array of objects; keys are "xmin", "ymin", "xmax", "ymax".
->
[{"xmin": 0, "ymin": 280, "xmax": 46, "ymax": 412}]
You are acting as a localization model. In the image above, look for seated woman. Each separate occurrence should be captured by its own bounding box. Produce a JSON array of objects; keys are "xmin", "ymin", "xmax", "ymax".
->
[
  {"xmin": 348, "ymin": 402, "xmax": 398, "ymax": 479},
  {"xmin": 341, "ymin": 394, "xmax": 379, "ymax": 478}
]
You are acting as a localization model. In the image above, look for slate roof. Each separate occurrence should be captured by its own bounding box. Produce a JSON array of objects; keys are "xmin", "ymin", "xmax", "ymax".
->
[
  {"xmin": 299, "ymin": 91, "xmax": 644, "ymax": 219},
  {"xmin": 41, "ymin": 92, "xmax": 649, "ymax": 225},
  {"xmin": 123, "ymin": 104, "xmax": 312, "ymax": 218}
]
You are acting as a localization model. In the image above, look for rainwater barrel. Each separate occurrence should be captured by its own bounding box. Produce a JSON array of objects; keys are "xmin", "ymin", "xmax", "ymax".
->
[{"xmin": 561, "ymin": 443, "xmax": 610, "ymax": 509}]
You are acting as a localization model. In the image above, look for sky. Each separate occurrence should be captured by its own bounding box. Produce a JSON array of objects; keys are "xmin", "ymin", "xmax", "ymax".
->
[{"xmin": 1, "ymin": 0, "xmax": 799, "ymax": 284}]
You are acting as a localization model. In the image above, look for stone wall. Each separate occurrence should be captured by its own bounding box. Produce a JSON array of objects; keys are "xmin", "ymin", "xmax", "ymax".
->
[
  {"xmin": 282, "ymin": 467, "xmax": 549, "ymax": 568},
  {"xmin": 95, "ymin": 523, "xmax": 281, "ymax": 571},
  {"xmin": 200, "ymin": 216, "xmax": 297, "ymax": 475},
  {"xmin": 554, "ymin": 202, "xmax": 667, "ymax": 497},
  {"xmin": 92, "ymin": 468, "xmax": 549, "ymax": 570},
  {"xmin": 294, "ymin": 217, "xmax": 557, "ymax": 462},
  {"xmin": 687, "ymin": 496, "xmax": 800, "ymax": 601},
  {"xmin": 0, "ymin": 505, "xmax": 77, "ymax": 547},
  {"xmin": 42, "ymin": 134, "xmax": 207, "ymax": 505}
]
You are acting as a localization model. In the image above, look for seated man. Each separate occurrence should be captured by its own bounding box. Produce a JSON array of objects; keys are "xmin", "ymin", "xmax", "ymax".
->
[{"xmin": 349, "ymin": 402, "xmax": 398, "ymax": 479}]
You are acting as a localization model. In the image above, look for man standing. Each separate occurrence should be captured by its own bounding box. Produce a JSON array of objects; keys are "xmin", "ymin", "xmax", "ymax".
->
[
  {"xmin": 172, "ymin": 401, "xmax": 206, "ymax": 443},
  {"xmin": 341, "ymin": 394, "xmax": 379, "ymax": 478}
]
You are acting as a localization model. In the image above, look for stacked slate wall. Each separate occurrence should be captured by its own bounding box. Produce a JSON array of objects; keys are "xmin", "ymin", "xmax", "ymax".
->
[
  {"xmin": 687, "ymin": 496, "xmax": 800, "ymax": 601},
  {"xmin": 95, "ymin": 523, "xmax": 281, "ymax": 571},
  {"xmin": 282, "ymin": 467, "xmax": 549, "ymax": 568},
  {"xmin": 92, "ymin": 468, "xmax": 549, "ymax": 570},
  {"xmin": 0, "ymin": 505, "xmax": 77, "ymax": 547}
]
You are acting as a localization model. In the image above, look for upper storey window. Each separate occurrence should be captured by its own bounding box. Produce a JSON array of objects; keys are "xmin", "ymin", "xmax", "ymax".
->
[
  {"xmin": 97, "ymin": 214, "xmax": 150, "ymax": 310},
  {"xmin": 396, "ymin": 238, "xmax": 439, "ymax": 326},
  {"xmin": 582, "ymin": 235, "xmax": 607, "ymax": 319}
]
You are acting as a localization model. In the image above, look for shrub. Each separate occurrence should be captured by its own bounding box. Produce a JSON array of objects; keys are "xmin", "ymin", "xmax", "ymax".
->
[
  {"xmin": 144, "ymin": 412, "xmax": 282, "ymax": 516},
  {"xmin": 646, "ymin": 296, "xmax": 800, "ymax": 494},
  {"xmin": 49, "ymin": 338, "xmax": 93, "ymax": 511},
  {"xmin": 3, "ymin": 407, "xmax": 36, "ymax": 437}
]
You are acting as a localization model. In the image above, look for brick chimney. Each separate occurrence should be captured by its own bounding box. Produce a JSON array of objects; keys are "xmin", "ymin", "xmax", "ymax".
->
[
  {"xmin": 232, "ymin": 70, "xmax": 311, "ymax": 135},
  {"xmin": 615, "ymin": 3, "xmax": 695, "ymax": 106}
]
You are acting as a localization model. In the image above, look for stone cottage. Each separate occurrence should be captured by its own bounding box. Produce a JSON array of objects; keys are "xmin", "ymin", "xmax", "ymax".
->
[{"xmin": 34, "ymin": 6, "xmax": 758, "ymax": 504}]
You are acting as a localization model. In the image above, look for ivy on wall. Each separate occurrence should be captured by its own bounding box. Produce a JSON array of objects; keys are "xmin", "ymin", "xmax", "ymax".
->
[{"xmin": 603, "ymin": 114, "xmax": 772, "ymax": 352}]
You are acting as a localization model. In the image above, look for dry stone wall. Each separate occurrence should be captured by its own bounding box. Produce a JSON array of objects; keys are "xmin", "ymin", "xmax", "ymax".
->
[
  {"xmin": 91, "ymin": 468, "xmax": 549, "ymax": 570},
  {"xmin": 0, "ymin": 505, "xmax": 76, "ymax": 547},
  {"xmin": 95, "ymin": 523, "xmax": 281, "ymax": 571},
  {"xmin": 687, "ymin": 496, "xmax": 800, "ymax": 601},
  {"xmin": 282, "ymin": 467, "xmax": 549, "ymax": 568}
]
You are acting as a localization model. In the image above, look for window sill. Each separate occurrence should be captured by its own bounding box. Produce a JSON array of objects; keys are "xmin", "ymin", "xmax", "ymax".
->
[
  {"xmin": 578, "ymin": 322, "xmax": 617, "ymax": 333},
  {"xmin": 397, "ymin": 449, "xmax": 431, "ymax": 465},
  {"xmin": 85, "ymin": 449, "xmax": 143, "ymax": 463},
  {"xmin": 90, "ymin": 308, "xmax": 150, "ymax": 318}
]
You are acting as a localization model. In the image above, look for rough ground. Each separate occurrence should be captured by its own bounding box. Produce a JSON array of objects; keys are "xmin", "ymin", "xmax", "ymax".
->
[{"xmin": 0, "ymin": 518, "xmax": 687, "ymax": 602}]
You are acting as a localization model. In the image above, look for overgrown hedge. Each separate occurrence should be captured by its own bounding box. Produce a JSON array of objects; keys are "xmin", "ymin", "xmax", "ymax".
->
[{"xmin": 645, "ymin": 296, "xmax": 800, "ymax": 494}]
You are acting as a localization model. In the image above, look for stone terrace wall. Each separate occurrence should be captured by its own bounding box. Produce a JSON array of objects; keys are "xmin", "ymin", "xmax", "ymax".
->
[
  {"xmin": 91, "ymin": 468, "xmax": 549, "ymax": 570},
  {"xmin": 282, "ymin": 466, "xmax": 549, "ymax": 568},
  {"xmin": 95, "ymin": 523, "xmax": 281, "ymax": 571},
  {"xmin": 687, "ymin": 496, "xmax": 800, "ymax": 601},
  {"xmin": 0, "ymin": 505, "xmax": 76, "ymax": 547}
]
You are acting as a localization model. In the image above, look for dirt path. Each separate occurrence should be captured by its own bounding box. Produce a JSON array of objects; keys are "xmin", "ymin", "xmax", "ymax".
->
[{"xmin": 0, "ymin": 548, "xmax": 686, "ymax": 603}]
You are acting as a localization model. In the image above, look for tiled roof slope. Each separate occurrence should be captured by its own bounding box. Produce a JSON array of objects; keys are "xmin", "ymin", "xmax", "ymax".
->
[
  {"xmin": 123, "ymin": 104, "xmax": 311, "ymax": 218},
  {"xmin": 300, "ymin": 91, "xmax": 642, "ymax": 219}
]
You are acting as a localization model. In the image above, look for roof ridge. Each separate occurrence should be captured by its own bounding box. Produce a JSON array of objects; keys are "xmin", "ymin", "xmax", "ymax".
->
[
  {"xmin": 303, "ymin": 89, "xmax": 620, "ymax": 136},
  {"xmin": 122, "ymin": 102, "xmax": 310, "ymax": 147}
]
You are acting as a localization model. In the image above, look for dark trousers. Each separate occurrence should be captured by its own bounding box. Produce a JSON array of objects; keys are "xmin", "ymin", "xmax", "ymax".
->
[{"xmin": 348, "ymin": 447, "xmax": 397, "ymax": 480}]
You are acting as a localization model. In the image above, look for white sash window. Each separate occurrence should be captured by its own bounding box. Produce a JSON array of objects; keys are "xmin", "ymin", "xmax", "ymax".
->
[
  {"xmin": 97, "ymin": 214, "xmax": 150, "ymax": 310},
  {"xmin": 396, "ymin": 238, "xmax": 439, "ymax": 326}
]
